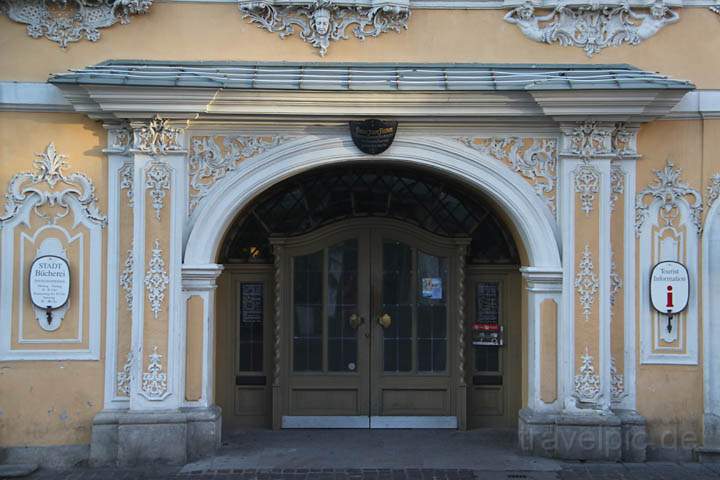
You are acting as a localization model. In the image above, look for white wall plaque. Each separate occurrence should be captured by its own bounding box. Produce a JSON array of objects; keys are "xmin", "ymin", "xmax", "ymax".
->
[
  {"xmin": 29, "ymin": 238, "xmax": 70, "ymax": 331},
  {"xmin": 650, "ymin": 261, "xmax": 689, "ymax": 340}
]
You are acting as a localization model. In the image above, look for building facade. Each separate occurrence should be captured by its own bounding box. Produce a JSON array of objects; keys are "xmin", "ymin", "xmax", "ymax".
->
[{"xmin": 1, "ymin": 0, "xmax": 720, "ymax": 467}]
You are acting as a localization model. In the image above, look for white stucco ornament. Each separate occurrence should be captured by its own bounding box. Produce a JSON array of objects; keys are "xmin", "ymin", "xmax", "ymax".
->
[
  {"xmin": 504, "ymin": 1, "xmax": 679, "ymax": 57},
  {"xmin": 1, "ymin": 0, "xmax": 153, "ymax": 48},
  {"xmin": 238, "ymin": 0, "xmax": 410, "ymax": 56}
]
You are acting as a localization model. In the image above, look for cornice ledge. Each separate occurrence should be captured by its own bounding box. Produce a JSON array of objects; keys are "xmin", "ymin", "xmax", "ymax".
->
[
  {"xmin": 529, "ymin": 89, "xmax": 691, "ymax": 123},
  {"xmin": 182, "ymin": 264, "xmax": 225, "ymax": 291},
  {"xmin": 520, "ymin": 266, "xmax": 564, "ymax": 293}
]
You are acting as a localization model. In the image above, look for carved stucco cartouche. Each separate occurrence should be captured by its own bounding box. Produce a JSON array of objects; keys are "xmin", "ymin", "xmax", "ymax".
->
[
  {"xmin": 1, "ymin": 0, "xmax": 152, "ymax": 48},
  {"xmin": 238, "ymin": 0, "xmax": 409, "ymax": 56},
  {"xmin": 504, "ymin": 1, "xmax": 679, "ymax": 57}
]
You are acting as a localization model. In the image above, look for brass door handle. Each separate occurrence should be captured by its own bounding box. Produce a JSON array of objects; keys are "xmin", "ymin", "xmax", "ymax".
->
[
  {"xmin": 378, "ymin": 313, "xmax": 392, "ymax": 329},
  {"xmin": 349, "ymin": 314, "xmax": 364, "ymax": 330}
]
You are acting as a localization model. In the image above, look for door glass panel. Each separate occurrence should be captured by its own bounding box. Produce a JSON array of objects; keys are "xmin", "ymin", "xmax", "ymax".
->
[
  {"xmin": 382, "ymin": 241, "xmax": 413, "ymax": 372},
  {"xmin": 417, "ymin": 251, "xmax": 448, "ymax": 372},
  {"xmin": 474, "ymin": 282, "xmax": 500, "ymax": 373},
  {"xmin": 293, "ymin": 250, "xmax": 323, "ymax": 372},
  {"xmin": 237, "ymin": 282, "xmax": 264, "ymax": 372},
  {"xmin": 327, "ymin": 239, "xmax": 359, "ymax": 372}
]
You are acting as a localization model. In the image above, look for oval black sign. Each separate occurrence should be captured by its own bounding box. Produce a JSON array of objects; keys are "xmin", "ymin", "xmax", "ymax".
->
[{"xmin": 349, "ymin": 119, "xmax": 398, "ymax": 155}]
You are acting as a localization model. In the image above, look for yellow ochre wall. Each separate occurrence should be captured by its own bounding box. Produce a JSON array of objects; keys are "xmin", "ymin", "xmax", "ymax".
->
[
  {"xmin": 0, "ymin": 5, "xmax": 719, "ymax": 88},
  {"xmin": 1, "ymin": 2, "xmax": 720, "ymax": 454},
  {"xmin": 635, "ymin": 120, "xmax": 720, "ymax": 453},
  {"xmin": 0, "ymin": 113, "xmax": 107, "ymax": 447}
]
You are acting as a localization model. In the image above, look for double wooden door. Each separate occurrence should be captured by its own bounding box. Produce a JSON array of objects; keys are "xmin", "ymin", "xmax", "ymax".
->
[{"xmin": 274, "ymin": 220, "xmax": 468, "ymax": 429}]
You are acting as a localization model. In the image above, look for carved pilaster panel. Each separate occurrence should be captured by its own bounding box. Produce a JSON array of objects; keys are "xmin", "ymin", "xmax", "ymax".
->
[{"xmin": 575, "ymin": 244, "xmax": 599, "ymax": 323}]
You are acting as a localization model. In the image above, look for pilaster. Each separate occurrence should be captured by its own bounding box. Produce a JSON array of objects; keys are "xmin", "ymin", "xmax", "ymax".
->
[
  {"xmin": 519, "ymin": 121, "xmax": 645, "ymax": 461},
  {"xmin": 181, "ymin": 264, "xmax": 224, "ymax": 408},
  {"xmin": 128, "ymin": 115, "xmax": 187, "ymax": 411},
  {"xmin": 521, "ymin": 267, "xmax": 563, "ymax": 413}
]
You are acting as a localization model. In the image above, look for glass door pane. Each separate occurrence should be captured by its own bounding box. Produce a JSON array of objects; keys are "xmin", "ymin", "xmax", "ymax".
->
[
  {"xmin": 327, "ymin": 239, "xmax": 359, "ymax": 372},
  {"xmin": 382, "ymin": 241, "xmax": 413, "ymax": 372},
  {"xmin": 293, "ymin": 250, "xmax": 323, "ymax": 371},
  {"xmin": 417, "ymin": 252, "xmax": 448, "ymax": 372}
]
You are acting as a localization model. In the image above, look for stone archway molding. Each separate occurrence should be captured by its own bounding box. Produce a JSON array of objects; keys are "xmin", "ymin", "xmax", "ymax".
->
[{"xmin": 184, "ymin": 135, "xmax": 562, "ymax": 270}]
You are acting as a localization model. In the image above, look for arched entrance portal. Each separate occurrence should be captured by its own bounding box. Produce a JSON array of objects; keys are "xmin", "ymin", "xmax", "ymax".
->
[
  {"xmin": 214, "ymin": 164, "xmax": 523, "ymax": 430},
  {"xmin": 183, "ymin": 137, "xmax": 562, "ymax": 434}
]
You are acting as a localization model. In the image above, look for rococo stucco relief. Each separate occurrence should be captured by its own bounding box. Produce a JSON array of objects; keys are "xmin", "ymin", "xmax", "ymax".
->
[
  {"xmin": 239, "ymin": 0, "xmax": 410, "ymax": 56},
  {"xmin": 1, "ymin": 0, "xmax": 153, "ymax": 47},
  {"xmin": 3, "ymin": 0, "xmax": 709, "ymax": 54}
]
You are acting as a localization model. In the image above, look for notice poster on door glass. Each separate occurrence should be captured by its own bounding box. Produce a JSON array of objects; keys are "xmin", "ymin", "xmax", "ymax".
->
[
  {"xmin": 476, "ymin": 283, "xmax": 499, "ymax": 323},
  {"xmin": 240, "ymin": 283, "xmax": 263, "ymax": 324},
  {"xmin": 421, "ymin": 277, "xmax": 443, "ymax": 299}
]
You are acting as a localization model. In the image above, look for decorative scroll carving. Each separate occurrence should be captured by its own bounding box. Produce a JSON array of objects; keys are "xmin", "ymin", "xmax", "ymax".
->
[
  {"xmin": 188, "ymin": 135, "xmax": 288, "ymax": 215},
  {"xmin": 133, "ymin": 116, "xmax": 182, "ymax": 155},
  {"xmin": 707, "ymin": 173, "xmax": 720, "ymax": 211},
  {"xmin": 457, "ymin": 137, "xmax": 557, "ymax": 214},
  {"xmin": 117, "ymin": 351, "xmax": 133, "ymax": 396},
  {"xmin": 610, "ymin": 251, "xmax": 622, "ymax": 311},
  {"xmin": 575, "ymin": 244, "xmax": 598, "ymax": 322},
  {"xmin": 109, "ymin": 125, "xmax": 132, "ymax": 154},
  {"xmin": 141, "ymin": 346, "xmax": 167, "ymax": 399},
  {"xmin": 457, "ymin": 244, "xmax": 467, "ymax": 386},
  {"xmin": 636, "ymin": 160, "xmax": 703, "ymax": 236},
  {"xmin": 144, "ymin": 240, "xmax": 169, "ymax": 320},
  {"xmin": 574, "ymin": 162, "xmax": 601, "ymax": 216},
  {"xmin": 120, "ymin": 243, "xmax": 134, "ymax": 312},
  {"xmin": 1, "ymin": 0, "xmax": 152, "ymax": 48},
  {"xmin": 612, "ymin": 123, "xmax": 636, "ymax": 158},
  {"xmin": 272, "ymin": 244, "xmax": 283, "ymax": 387},
  {"xmin": 574, "ymin": 347, "xmax": 601, "ymax": 404},
  {"xmin": 145, "ymin": 160, "xmax": 171, "ymax": 221},
  {"xmin": 238, "ymin": 0, "xmax": 410, "ymax": 57},
  {"xmin": 119, "ymin": 160, "xmax": 134, "ymax": 209},
  {"xmin": 610, "ymin": 161, "xmax": 626, "ymax": 213},
  {"xmin": 567, "ymin": 121, "xmax": 613, "ymax": 158},
  {"xmin": 1, "ymin": 143, "xmax": 107, "ymax": 227},
  {"xmin": 610, "ymin": 356, "xmax": 626, "ymax": 400},
  {"xmin": 504, "ymin": 1, "xmax": 679, "ymax": 57}
]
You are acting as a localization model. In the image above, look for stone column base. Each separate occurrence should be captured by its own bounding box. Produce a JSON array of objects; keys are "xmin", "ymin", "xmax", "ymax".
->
[
  {"xmin": 519, "ymin": 407, "xmax": 647, "ymax": 461},
  {"xmin": 90, "ymin": 406, "xmax": 221, "ymax": 466}
]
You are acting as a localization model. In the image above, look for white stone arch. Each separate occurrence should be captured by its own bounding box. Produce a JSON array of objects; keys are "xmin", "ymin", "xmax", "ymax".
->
[
  {"xmin": 702, "ymin": 197, "xmax": 720, "ymax": 449},
  {"xmin": 181, "ymin": 134, "xmax": 565, "ymax": 413},
  {"xmin": 184, "ymin": 135, "xmax": 561, "ymax": 269}
]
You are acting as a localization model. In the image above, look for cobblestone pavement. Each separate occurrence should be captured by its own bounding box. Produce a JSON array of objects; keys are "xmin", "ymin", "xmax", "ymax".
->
[{"xmin": 18, "ymin": 463, "xmax": 720, "ymax": 480}]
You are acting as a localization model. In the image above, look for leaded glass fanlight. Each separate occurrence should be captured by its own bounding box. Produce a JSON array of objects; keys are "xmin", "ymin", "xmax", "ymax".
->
[{"xmin": 220, "ymin": 164, "xmax": 519, "ymax": 265}]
